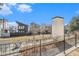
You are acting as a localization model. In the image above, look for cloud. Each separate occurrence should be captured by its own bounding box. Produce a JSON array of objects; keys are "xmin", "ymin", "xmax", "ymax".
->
[
  {"xmin": 7, "ymin": 3, "xmax": 17, "ymax": 8},
  {"xmin": 0, "ymin": 4, "xmax": 13, "ymax": 16},
  {"xmin": 0, "ymin": 3, "xmax": 33, "ymax": 16},
  {"xmin": 17, "ymin": 4, "xmax": 32, "ymax": 13},
  {"xmin": 8, "ymin": 3, "xmax": 16, "ymax": 6}
]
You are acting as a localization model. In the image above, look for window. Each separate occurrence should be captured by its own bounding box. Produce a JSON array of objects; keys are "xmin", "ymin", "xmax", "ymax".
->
[{"xmin": 4, "ymin": 29, "xmax": 8, "ymax": 33}]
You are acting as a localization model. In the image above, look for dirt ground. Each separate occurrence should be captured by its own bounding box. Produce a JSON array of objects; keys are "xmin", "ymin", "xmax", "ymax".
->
[{"xmin": 19, "ymin": 41, "xmax": 64, "ymax": 56}]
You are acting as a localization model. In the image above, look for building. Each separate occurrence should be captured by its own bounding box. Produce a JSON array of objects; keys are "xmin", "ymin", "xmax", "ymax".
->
[
  {"xmin": 9, "ymin": 21, "xmax": 28, "ymax": 36},
  {"xmin": 8, "ymin": 22, "xmax": 18, "ymax": 33},
  {"xmin": 52, "ymin": 16, "xmax": 64, "ymax": 42},
  {"xmin": 0, "ymin": 18, "xmax": 10, "ymax": 37},
  {"xmin": 0, "ymin": 18, "xmax": 29, "ymax": 37},
  {"xmin": 16, "ymin": 21, "xmax": 28, "ymax": 33}
]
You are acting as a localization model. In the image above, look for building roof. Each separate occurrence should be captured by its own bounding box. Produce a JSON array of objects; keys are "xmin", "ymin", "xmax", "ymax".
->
[
  {"xmin": 52, "ymin": 16, "xmax": 64, "ymax": 19},
  {"xmin": 16, "ymin": 21, "xmax": 28, "ymax": 26}
]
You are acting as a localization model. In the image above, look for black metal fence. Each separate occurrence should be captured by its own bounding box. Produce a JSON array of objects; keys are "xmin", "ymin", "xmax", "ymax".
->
[
  {"xmin": 64, "ymin": 33, "xmax": 79, "ymax": 55},
  {"xmin": 0, "ymin": 34, "xmax": 78, "ymax": 56}
]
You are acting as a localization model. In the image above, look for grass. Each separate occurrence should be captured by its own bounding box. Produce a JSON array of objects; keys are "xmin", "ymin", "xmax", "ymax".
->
[{"xmin": 0, "ymin": 34, "xmax": 51, "ymax": 44}]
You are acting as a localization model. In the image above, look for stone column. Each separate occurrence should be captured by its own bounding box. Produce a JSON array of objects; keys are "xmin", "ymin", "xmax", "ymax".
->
[{"xmin": 52, "ymin": 16, "xmax": 64, "ymax": 42}]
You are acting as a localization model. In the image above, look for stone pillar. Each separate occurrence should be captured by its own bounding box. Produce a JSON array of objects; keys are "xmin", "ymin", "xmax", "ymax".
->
[{"xmin": 52, "ymin": 16, "xmax": 64, "ymax": 42}]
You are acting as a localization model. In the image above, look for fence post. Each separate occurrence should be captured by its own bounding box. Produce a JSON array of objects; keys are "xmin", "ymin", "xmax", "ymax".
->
[
  {"xmin": 33, "ymin": 35, "xmax": 35, "ymax": 56},
  {"xmin": 39, "ymin": 38, "xmax": 42, "ymax": 56},
  {"xmin": 1, "ymin": 44, "xmax": 2, "ymax": 56},
  {"xmin": 75, "ymin": 33, "xmax": 77, "ymax": 47},
  {"xmin": 64, "ymin": 34, "xmax": 66, "ymax": 55}
]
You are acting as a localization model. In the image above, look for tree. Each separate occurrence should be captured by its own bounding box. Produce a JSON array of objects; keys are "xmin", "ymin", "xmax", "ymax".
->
[
  {"xmin": 30, "ymin": 22, "xmax": 40, "ymax": 34},
  {"xmin": 40, "ymin": 24, "xmax": 52, "ymax": 34},
  {"xmin": 68, "ymin": 16, "xmax": 79, "ymax": 33}
]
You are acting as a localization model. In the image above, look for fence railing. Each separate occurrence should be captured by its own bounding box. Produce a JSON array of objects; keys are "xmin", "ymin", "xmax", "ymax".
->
[{"xmin": 0, "ymin": 34, "xmax": 78, "ymax": 56}]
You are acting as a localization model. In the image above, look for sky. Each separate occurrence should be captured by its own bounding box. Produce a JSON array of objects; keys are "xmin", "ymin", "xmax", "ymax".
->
[{"xmin": 0, "ymin": 3, "xmax": 79, "ymax": 25}]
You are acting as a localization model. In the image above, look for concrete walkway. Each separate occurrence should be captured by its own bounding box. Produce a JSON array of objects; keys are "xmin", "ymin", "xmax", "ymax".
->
[{"xmin": 66, "ymin": 47, "xmax": 79, "ymax": 56}]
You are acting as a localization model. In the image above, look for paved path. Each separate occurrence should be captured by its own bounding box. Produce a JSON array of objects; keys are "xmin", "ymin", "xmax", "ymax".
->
[{"xmin": 66, "ymin": 47, "xmax": 79, "ymax": 56}]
